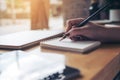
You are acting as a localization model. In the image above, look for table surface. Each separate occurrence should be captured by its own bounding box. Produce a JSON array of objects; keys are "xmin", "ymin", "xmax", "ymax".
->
[{"xmin": 0, "ymin": 43, "xmax": 120, "ymax": 80}]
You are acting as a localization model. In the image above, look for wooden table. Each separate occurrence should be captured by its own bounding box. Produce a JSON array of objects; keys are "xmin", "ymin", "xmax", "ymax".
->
[{"xmin": 0, "ymin": 44, "xmax": 120, "ymax": 80}]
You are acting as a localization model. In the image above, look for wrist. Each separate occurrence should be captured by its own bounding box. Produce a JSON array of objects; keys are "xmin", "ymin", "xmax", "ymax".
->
[{"xmin": 102, "ymin": 27, "xmax": 120, "ymax": 42}]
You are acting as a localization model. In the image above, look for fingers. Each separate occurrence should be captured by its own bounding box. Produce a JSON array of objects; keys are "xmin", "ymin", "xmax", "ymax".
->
[
  {"xmin": 66, "ymin": 27, "xmax": 92, "ymax": 41},
  {"xmin": 66, "ymin": 26, "xmax": 78, "ymax": 37},
  {"xmin": 65, "ymin": 18, "xmax": 97, "ymax": 41},
  {"xmin": 69, "ymin": 35, "xmax": 91, "ymax": 41},
  {"xmin": 66, "ymin": 27, "xmax": 83, "ymax": 40},
  {"xmin": 70, "ymin": 36, "xmax": 84, "ymax": 41},
  {"xmin": 65, "ymin": 18, "xmax": 85, "ymax": 32}
]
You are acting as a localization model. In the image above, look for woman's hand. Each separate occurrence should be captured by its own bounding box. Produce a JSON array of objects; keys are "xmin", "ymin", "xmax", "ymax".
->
[{"xmin": 65, "ymin": 18, "xmax": 107, "ymax": 42}]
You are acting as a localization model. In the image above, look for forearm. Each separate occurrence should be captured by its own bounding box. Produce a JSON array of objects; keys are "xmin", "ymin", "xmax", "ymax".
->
[{"xmin": 103, "ymin": 26, "xmax": 120, "ymax": 42}]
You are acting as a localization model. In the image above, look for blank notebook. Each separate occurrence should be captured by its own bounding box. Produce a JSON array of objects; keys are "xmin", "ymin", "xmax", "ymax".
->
[
  {"xmin": 0, "ymin": 30, "xmax": 63, "ymax": 49},
  {"xmin": 40, "ymin": 38, "xmax": 101, "ymax": 53}
]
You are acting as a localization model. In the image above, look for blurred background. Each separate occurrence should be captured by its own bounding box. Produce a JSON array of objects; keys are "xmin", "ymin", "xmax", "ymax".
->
[
  {"xmin": 0, "ymin": 0, "xmax": 63, "ymax": 31},
  {"xmin": 0, "ymin": 0, "xmax": 120, "ymax": 35}
]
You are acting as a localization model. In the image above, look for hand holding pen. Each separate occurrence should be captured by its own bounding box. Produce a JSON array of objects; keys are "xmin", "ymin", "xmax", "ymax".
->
[
  {"xmin": 60, "ymin": 0, "xmax": 111, "ymax": 41},
  {"xmin": 60, "ymin": 18, "xmax": 102, "ymax": 41},
  {"xmin": 61, "ymin": 18, "xmax": 91, "ymax": 41}
]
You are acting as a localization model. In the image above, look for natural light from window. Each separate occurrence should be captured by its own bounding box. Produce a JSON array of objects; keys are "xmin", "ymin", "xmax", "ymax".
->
[{"xmin": 0, "ymin": 0, "xmax": 63, "ymax": 35}]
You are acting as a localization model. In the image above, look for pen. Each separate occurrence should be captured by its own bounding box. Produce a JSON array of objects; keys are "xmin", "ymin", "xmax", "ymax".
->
[{"xmin": 59, "ymin": 0, "xmax": 111, "ymax": 41}]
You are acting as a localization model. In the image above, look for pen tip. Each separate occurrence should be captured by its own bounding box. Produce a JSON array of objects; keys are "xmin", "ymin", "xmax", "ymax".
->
[
  {"xmin": 59, "ymin": 33, "xmax": 69, "ymax": 41},
  {"xmin": 59, "ymin": 38, "xmax": 63, "ymax": 41}
]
